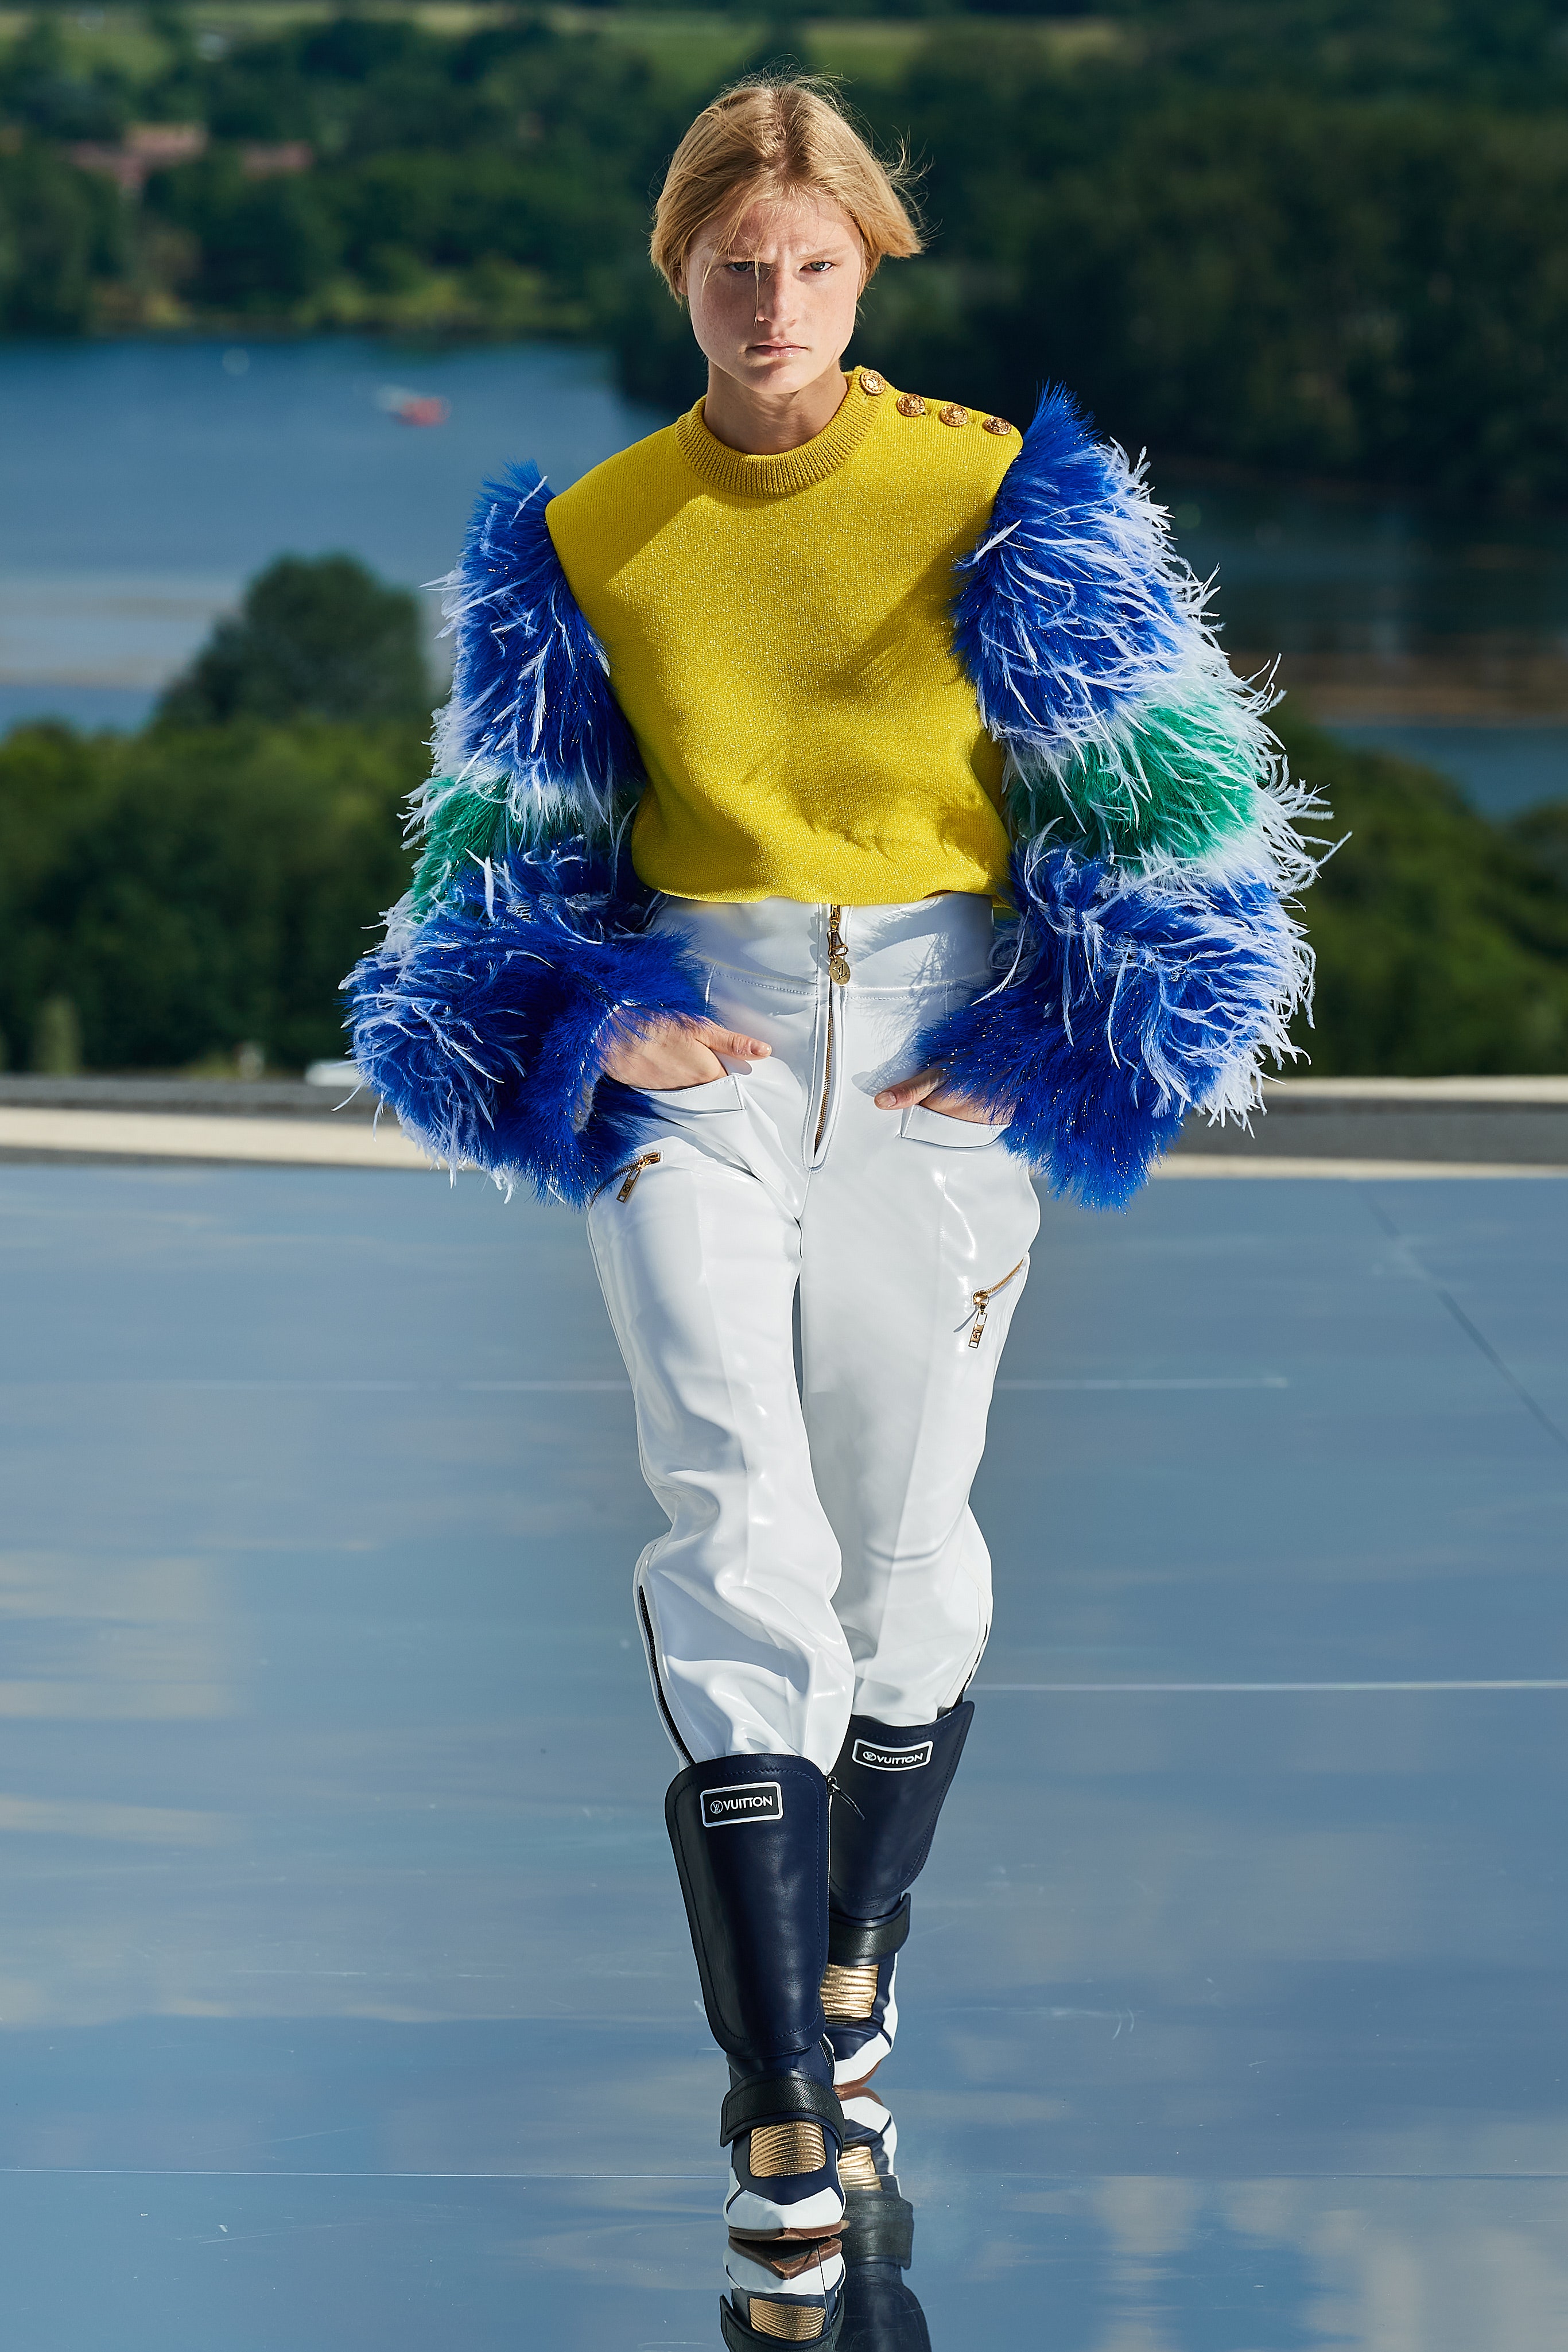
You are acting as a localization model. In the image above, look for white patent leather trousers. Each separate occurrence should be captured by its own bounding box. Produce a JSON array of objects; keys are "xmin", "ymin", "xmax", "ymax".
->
[{"xmin": 586, "ymin": 895, "xmax": 1042, "ymax": 1775}]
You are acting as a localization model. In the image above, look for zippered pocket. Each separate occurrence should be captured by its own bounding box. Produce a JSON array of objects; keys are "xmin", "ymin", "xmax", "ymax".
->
[
  {"xmin": 965, "ymin": 1256, "xmax": 1026, "ymax": 1348},
  {"xmin": 591, "ymin": 1149, "xmax": 662, "ymax": 1208},
  {"xmin": 616, "ymin": 1151, "xmax": 661, "ymax": 1202}
]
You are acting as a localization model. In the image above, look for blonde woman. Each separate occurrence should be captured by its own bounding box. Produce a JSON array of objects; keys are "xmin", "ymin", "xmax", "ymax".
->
[{"xmin": 350, "ymin": 75, "xmax": 1315, "ymax": 2349}]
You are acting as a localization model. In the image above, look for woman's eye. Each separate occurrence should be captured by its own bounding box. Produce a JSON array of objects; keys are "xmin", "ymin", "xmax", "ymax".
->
[{"xmin": 804, "ymin": 262, "xmax": 833, "ymax": 274}]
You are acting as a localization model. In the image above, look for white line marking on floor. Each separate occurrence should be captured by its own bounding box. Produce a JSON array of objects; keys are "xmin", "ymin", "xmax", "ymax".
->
[
  {"xmin": 1157, "ymin": 1156, "xmax": 1568, "ymax": 1179},
  {"xmin": 995, "ymin": 1376, "xmax": 1288, "ymax": 1391},
  {"xmin": 975, "ymin": 1680, "xmax": 1568, "ymax": 1693},
  {"xmin": 0, "ymin": 1379, "xmax": 630, "ymax": 1392}
]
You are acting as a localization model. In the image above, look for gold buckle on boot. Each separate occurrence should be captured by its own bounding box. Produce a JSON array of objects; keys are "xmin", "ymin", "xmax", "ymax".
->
[
  {"xmin": 747, "ymin": 2120, "xmax": 826, "ymax": 2177},
  {"xmin": 748, "ymin": 2303, "xmax": 829, "ymax": 2340},
  {"xmin": 820, "ymin": 1961, "xmax": 879, "ymax": 2021}
]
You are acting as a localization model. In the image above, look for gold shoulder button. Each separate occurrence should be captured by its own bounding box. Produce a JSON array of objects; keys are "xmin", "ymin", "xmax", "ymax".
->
[
  {"xmin": 859, "ymin": 369, "xmax": 886, "ymax": 397},
  {"xmin": 983, "ymin": 414, "xmax": 1016, "ymax": 437},
  {"xmin": 896, "ymin": 393, "xmax": 926, "ymax": 418},
  {"xmin": 938, "ymin": 403, "xmax": 969, "ymax": 428}
]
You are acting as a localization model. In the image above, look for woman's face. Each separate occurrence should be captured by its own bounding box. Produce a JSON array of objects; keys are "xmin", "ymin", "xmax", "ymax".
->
[{"xmin": 684, "ymin": 193, "xmax": 865, "ymax": 403}]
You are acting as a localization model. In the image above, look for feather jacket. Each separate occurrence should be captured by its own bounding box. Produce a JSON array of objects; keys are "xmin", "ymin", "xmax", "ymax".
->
[{"xmin": 344, "ymin": 387, "xmax": 1321, "ymax": 1209}]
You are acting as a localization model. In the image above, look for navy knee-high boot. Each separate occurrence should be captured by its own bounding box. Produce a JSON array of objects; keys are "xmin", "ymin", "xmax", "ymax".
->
[
  {"xmin": 666, "ymin": 1752, "xmax": 847, "ymax": 2249},
  {"xmin": 821, "ymin": 1705, "xmax": 974, "ymax": 2087}
]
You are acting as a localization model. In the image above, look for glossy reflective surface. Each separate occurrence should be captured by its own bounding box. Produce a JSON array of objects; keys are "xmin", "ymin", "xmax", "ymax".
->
[{"xmin": 2, "ymin": 1165, "xmax": 1566, "ymax": 2349}]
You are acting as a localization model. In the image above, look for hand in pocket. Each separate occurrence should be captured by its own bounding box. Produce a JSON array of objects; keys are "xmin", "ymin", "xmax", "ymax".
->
[{"xmin": 604, "ymin": 1016, "xmax": 771, "ymax": 1092}]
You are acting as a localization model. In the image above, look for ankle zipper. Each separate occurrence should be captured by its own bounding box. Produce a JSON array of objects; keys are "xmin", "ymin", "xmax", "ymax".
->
[{"xmin": 967, "ymin": 1256, "xmax": 1026, "ymax": 1348}]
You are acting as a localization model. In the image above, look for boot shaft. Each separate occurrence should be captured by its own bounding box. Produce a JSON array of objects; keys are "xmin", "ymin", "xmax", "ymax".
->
[
  {"xmin": 666, "ymin": 1751, "xmax": 832, "ymax": 2067},
  {"xmin": 828, "ymin": 1705, "xmax": 974, "ymax": 1923}
]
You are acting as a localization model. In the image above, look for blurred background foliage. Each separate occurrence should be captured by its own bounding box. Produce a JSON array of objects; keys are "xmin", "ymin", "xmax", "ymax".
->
[
  {"xmin": 0, "ymin": 565, "xmax": 425, "ymax": 1075},
  {"xmin": 2, "ymin": 2, "xmax": 1568, "ymax": 1074}
]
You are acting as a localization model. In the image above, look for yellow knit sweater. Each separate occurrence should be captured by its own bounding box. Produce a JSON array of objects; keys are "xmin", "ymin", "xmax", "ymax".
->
[{"xmin": 545, "ymin": 368, "xmax": 1020, "ymax": 906}]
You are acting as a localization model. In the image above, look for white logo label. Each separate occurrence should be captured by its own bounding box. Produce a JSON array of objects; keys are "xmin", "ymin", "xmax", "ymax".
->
[
  {"xmin": 700, "ymin": 1781, "xmax": 784, "ymax": 1828},
  {"xmin": 851, "ymin": 1739, "xmax": 933, "ymax": 1772}
]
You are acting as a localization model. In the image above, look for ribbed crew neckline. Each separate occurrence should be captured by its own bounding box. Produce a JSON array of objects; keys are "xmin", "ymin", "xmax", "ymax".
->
[{"xmin": 675, "ymin": 370, "xmax": 883, "ymax": 496}]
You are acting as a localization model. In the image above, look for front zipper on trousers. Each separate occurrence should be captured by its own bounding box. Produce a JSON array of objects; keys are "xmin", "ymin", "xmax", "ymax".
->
[
  {"xmin": 966, "ymin": 1256, "xmax": 1026, "ymax": 1348},
  {"xmin": 813, "ymin": 905, "xmax": 848, "ymax": 1157}
]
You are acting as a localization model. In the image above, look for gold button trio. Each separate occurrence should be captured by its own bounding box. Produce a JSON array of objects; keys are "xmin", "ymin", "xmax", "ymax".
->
[{"xmin": 859, "ymin": 368, "xmax": 1012, "ymax": 436}]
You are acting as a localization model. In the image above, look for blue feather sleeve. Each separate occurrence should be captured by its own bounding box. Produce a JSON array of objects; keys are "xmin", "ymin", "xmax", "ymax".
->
[
  {"xmin": 341, "ymin": 464, "xmax": 702, "ymax": 1204},
  {"xmin": 938, "ymin": 387, "xmax": 1325, "ymax": 1206},
  {"xmin": 346, "ymin": 841, "xmax": 708, "ymax": 1206},
  {"xmin": 430, "ymin": 461, "xmax": 642, "ymax": 845}
]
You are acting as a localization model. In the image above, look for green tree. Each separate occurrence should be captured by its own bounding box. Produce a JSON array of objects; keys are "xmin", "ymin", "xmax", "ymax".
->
[
  {"xmin": 0, "ymin": 17, "xmax": 130, "ymax": 141},
  {"xmin": 0, "ymin": 149, "xmax": 126, "ymax": 333},
  {"xmin": 1280, "ymin": 716, "xmax": 1568, "ymax": 1074},
  {"xmin": 0, "ymin": 717, "xmax": 422, "ymax": 1071},
  {"xmin": 157, "ymin": 555, "xmax": 430, "ymax": 731}
]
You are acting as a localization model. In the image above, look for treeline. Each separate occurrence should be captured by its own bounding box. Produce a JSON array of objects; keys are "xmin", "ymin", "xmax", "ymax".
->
[
  {"xmin": 7, "ymin": 5, "xmax": 1568, "ymax": 496},
  {"xmin": 0, "ymin": 556, "xmax": 425, "ymax": 1075},
  {"xmin": 3, "ymin": 558, "xmax": 1567, "ymax": 1078}
]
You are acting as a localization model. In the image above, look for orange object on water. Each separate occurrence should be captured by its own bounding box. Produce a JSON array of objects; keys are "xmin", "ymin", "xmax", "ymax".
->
[
  {"xmin": 376, "ymin": 385, "xmax": 450, "ymax": 427},
  {"xmin": 394, "ymin": 396, "xmax": 449, "ymax": 428}
]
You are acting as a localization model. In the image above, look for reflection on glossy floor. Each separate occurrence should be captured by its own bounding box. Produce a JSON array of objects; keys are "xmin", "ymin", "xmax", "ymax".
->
[{"xmin": 2, "ymin": 1166, "xmax": 1566, "ymax": 2349}]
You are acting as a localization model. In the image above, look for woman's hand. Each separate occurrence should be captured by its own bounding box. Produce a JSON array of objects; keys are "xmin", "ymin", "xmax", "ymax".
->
[
  {"xmin": 604, "ymin": 1017, "xmax": 771, "ymax": 1092},
  {"xmin": 874, "ymin": 1066, "xmax": 998, "ymax": 1124}
]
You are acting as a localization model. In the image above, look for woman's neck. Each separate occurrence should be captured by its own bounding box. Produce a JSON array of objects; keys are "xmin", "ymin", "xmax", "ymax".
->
[{"xmin": 700, "ymin": 360, "xmax": 849, "ymax": 456}]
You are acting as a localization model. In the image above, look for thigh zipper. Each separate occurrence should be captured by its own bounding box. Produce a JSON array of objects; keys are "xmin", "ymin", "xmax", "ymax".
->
[
  {"xmin": 591, "ymin": 1149, "xmax": 662, "ymax": 1206},
  {"xmin": 966, "ymin": 1257, "xmax": 1025, "ymax": 1348},
  {"xmin": 616, "ymin": 1151, "xmax": 661, "ymax": 1201}
]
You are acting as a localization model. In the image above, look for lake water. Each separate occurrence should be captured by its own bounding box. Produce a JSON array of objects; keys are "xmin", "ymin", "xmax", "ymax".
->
[
  {"xmin": 0, "ymin": 339, "xmax": 665, "ymax": 726},
  {"xmin": 3, "ymin": 337, "xmax": 1566, "ymax": 816}
]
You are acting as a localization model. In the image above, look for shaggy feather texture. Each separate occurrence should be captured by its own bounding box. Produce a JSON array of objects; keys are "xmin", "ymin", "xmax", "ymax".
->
[
  {"xmin": 407, "ymin": 773, "xmax": 510, "ymax": 915},
  {"xmin": 424, "ymin": 463, "xmax": 643, "ymax": 875},
  {"xmin": 954, "ymin": 386, "xmax": 1203, "ymax": 761},
  {"xmin": 344, "ymin": 837, "xmax": 708, "ymax": 1204},
  {"xmin": 918, "ymin": 844, "xmax": 1314, "ymax": 1209},
  {"xmin": 943, "ymin": 385, "xmax": 1325, "ymax": 1198},
  {"xmin": 1007, "ymin": 667, "xmax": 1268, "ymax": 867}
]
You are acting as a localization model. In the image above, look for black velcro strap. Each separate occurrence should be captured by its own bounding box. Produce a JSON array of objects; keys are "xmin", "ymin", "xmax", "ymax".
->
[
  {"xmin": 827, "ymin": 1893, "xmax": 911, "ymax": 1968},
  {"xmin": 720, "ymin": 2071, "xmax": 845, "ymax": 2148},
  {"xmin": 841, "ymin": 2187, "xmax": 915, "ymax": 2269}
]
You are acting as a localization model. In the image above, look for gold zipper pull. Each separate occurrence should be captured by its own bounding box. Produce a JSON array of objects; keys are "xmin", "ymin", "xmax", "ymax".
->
[
  {"xmin": 967, "ymin": 1256, "xmax": 1026, "ymax": 1348},
  {"xmin": 827, "ymin": 904, "xmax": 850, "ymax": 988},
  {"xmin": 616, "ymin": 1150, "xmax": 661, "ymax": 1202}
]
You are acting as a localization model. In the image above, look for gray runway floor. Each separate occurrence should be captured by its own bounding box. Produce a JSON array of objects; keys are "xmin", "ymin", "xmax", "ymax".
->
[{"xmin": 2, "ymin": 1164, "xmax": 1566, "ymax": 2350}]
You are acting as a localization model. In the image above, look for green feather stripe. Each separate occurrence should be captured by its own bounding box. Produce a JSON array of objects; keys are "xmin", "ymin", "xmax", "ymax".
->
[
  {"xmin": 1007, "ymin": 673, "xmax": 1276, "ymax": 870},
  {"xmin": 407, "ymin": 777, "xmax": 509, "ymax": 914},
  {"xmin": 406, "ymin": 771, "xmax": 639, "ymax": 913}
]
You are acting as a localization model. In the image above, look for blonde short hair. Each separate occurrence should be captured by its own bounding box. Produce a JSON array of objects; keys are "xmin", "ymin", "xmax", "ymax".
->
[{"xmin": 651, "ymin": 76, "xmax": 923, "ymax": 298}]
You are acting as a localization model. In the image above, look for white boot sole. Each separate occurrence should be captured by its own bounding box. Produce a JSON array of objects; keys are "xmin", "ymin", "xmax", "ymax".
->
[{"xmin": 725, "ymin": 2178, "xmax": 848, "ymax": 2240}]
